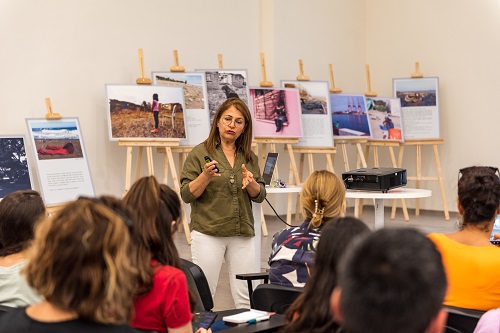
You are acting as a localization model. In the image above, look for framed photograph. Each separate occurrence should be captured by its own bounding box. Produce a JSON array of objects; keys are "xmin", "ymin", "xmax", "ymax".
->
[
  {"xmin": 26, "ymin": 118, "xmax": 94, "ymax": 206},
  {"xmin": 393, "ymin": 77, "xmax": 440, "ymax": 139},
  {"xmin": 365, "ymin": 97, "xmax": 404, "ymax": 141},
  {"xmin": 249, "ymin": 87, "xmax": 302, "ymax": 138},
  {"xmin": 280, "ymin": 80, "xmax": 334, "ymax": 148},
  {"xmin": 330, "ymin": 94, "xmax": 372, "ymax": 139},
  {"xmin": 197, "ymin": 69, "xmax": 250, "ymax": 124},
  {"xmin": 106, "ymin": 84, "xmax": 186, "ymax": 141},
  {"xmin": 152, "ymin": 72, "xmax": 210, "ymax": 146},
  {"xmin": 0, "ymin": 135, "xmax": 34, "ymax": 199}
]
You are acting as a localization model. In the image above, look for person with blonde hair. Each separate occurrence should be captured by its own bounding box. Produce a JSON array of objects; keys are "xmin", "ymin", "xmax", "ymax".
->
[
  {"xmin": 268, "ymin": 170, "xmax": 346, "ymax": 287},
  {"xmin": 0, "ymin": 196, "xmax": 140, "ymax": 332}
]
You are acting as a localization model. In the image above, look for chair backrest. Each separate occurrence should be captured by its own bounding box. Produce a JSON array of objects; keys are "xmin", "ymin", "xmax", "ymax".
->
[
  {"xmin": 444, "ymin": 305, "xmax": 485, "ymax": 333},
  {"xmin": 252, "ymin": 284, "xmax": 303, "ymax": 314},
  {"xmin": 180, "ymin": 259, "xmax": 213, "ymax": 312},
  {"xmin": 0, "ymin": 305, "xmax": 14, "ymax": 317}
]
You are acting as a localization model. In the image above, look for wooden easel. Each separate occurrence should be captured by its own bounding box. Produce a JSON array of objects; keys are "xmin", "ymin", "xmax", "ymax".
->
[
  {"xmin": 118, "ymin": 139, "xmax": 192, "ymax": 243},
  {"xmin": 334, "ymin": 138, "xmax": 368, "ymax": 171},
  {"xmin": 396, "ymin": 139, "xmax": 449, "ymax": 220},
  {"xmin": 254, "ymin": 138, "xmax": 300, "ymax": 236},
  {"xmin": 44, "ymin": 98, "xmax": 64, "ymax": 215},
  {"xmin": 364, "ymin": 64, "xmax": 377, "ymax": 97},
  {"xmin": 136, "ymin": 48, "xmax": 152, "ymax": 85},
  {"xmin": 329, "ymin": 64, "xmax": 342, "ymax": 93},
  {"xmin": 218, "ymin": 54, "xmax": 224, "ymax": 70},
  {"xmin": 170, "ymin": 50, "xmax": 185, "ymax": 72},
  {"xmin": 259, "ymin": 52, "xmax": 273, "ymax": 87},
  {"xmin": 364, "ymin": 140, "xmax": 410, "ymax": 220}
]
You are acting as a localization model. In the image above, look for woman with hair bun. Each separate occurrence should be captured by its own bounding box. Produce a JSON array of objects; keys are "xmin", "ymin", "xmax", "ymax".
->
[
  {"xmin": 268, "ymin": 170, "xmax": 346, "ymax": 287},
  {"xmin": 428, "ymin": 166, "xmax": 500, "ymax": 311}
]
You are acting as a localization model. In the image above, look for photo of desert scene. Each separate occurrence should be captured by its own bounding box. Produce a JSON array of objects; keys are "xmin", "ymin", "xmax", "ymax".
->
[
  {"xmin": 283, "ymin": 82, "xmax": 327, "ymax": 115},
  {"xmin": 330, "ymin": 95, "xmax": 371, "ymax": 137},
  {"xmin": 0, "ymin": 137, "xmax": 32, "ymax": 198},
  {"xmin": 204, "ymin": 70, "xmax": 249, "ymax": 123},
  {"xmin": 366, "ymin": 97, "xmax": 403, "ymax": 141},
  {"xmin": 394, "ymin": 78, "xmax": 438, "ymax": 107},
  {"xmin": 29, "ymin": 121, "xmax": 84, "ymax": 160},
  {"xmin": 106, "ymin": 85, "xmax": 186, "ymax": 140},
  {"xmin": 154, "ymin": 73, "xmax": 206, "ymax": 109}
]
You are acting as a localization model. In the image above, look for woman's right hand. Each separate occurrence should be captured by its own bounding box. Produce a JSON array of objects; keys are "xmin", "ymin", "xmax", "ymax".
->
[{"xmin": 203, "ymin": 161, "xmax": 221, "ymax": 179}]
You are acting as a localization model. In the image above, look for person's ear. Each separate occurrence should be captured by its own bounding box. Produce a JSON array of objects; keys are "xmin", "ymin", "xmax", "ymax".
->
[
  {"xmin": 425, "ymin": 308, "xmax": 448, "ymax": 333},
  {"xmin": 171, "ymin": 221, "xmax": 177, "ymax": 237},
  {"xmin": 456, "ymin": 198, "xmax": 464, "ymax": 215},
  {"xmin": 330, "ymin": 287, "xmax": 343, "ymax": 325}
]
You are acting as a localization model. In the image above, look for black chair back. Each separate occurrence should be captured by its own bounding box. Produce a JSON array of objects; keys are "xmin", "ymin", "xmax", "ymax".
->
[
  {"xmin": 444, "ymin": 305, "xmax": 485, "ymax": 333},
  {"xmin": 252, "ymin": 284, "xmax": 303, "ymax": 314},
  {"xmin": 180, "ymin": 259, "xmax": 213, "ymax": 312}
]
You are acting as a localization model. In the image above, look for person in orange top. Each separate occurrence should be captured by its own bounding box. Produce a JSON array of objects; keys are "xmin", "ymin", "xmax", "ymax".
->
[{"xmin": 428, "ymin": 166, "xmax": 500, "ymax": 311}]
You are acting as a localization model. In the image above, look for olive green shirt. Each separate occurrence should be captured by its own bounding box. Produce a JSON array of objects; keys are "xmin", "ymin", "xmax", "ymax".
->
[{"xmin": 180, "ymin": 143, "xmax": 266, "ymax": 237}]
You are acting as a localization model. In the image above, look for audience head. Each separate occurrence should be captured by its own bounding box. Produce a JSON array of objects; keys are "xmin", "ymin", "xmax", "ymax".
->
[
  {"xmin": 284, "ymin": 216, "xmax": 370, "ymax": 333},
  {"xmin": 0, "ymin": 190, "xmax": 45, "ymax": 257},
  {"xmin": 300, "ymin": 170, "xmax": 346, "ymax": 228},
  {"xmin": 331, "ymin": 228, "xmax": 447, "ymax": 333},
  {"xmin": 457, "ymin": 166, "xmax": 500, "ymax": 228},
  {"xmin": 123, "ymin": 176, "xmax": 182, "ymax": 268},
  {"xmin": 24, "ymin": 196, "xmax": 137, "ymax": 324}
]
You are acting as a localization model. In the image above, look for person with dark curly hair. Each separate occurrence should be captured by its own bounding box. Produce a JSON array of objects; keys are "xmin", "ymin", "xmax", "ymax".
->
[{"xmin": 428, "ymin": 166, "xmax": 500, "ymax": 311}]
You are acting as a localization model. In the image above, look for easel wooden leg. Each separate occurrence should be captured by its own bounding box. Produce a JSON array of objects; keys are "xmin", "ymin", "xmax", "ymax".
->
[
  {"xmin": 165, "ymin": 147, "xmax": 190, "ymax": 244},
  {"xmin": 416, "ymin": 144, "xmax": 422, "ymax": 216},
  {"xmin": 135, "ymin": 147, "xmax": 144, "ymax": 180},
  {"xmin": 433, "ymin": 144, "xmax": 450, "ymax": 220},
  {"xmin": 146, "ymin": 147, "xmax": 154, "ymax": 176},
  {"xmin": 326, "ymin": 153, "xmax": 335, "ymax": 173},
  {"xmin": 340, "ymin": 143, "xmax": 349, "ymax": 171},
  {"xmin": 162, "ymin": 151, "xmax": 170, "ymax": 185},
  {"xmin": 124, "ymin": 146, "xmax": 133, "ymax": 195},
  {"xmin": 355, "ymin": 143, "xmax": 367, "ymax": 168}
]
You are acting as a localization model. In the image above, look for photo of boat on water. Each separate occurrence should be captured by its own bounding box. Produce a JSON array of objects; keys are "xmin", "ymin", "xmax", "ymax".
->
[{"xmin": 330, "ymin": 94, "xmax": 372, "ymax": 138}]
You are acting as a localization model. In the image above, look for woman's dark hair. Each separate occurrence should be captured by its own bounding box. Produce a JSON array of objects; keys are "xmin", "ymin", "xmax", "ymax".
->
[
  {"xmin": 153, "ymin": 93, "xmax": 158, "ymax": 101},
  {"xmin": 122, "ymin": 176, "xmax": 183, "ymax": 295},
  {"xmin": 458, "ymin": 166, "xmax": 500, "ymax": 227},
  {"xmin": 0, "ymin": 190, "xmax": 45, "ymax": 257},
  {"xmin": 283, "ymin": 216, "xmax": 370, "ymax": 333},
  {"xmin": 204, "ymin": 98, "xmax": 254, "ymax": 163}
]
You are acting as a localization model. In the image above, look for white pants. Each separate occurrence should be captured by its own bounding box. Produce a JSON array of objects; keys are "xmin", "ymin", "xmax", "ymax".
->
[{"xmin": 191, "ymin": 230, "xmax": 256, "ymax": 309}]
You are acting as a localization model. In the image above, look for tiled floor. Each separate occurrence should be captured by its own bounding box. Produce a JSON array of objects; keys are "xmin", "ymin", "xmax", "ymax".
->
[{"xmin": 174, "ymin": 205, "xmax": 457, "ymax": 310}]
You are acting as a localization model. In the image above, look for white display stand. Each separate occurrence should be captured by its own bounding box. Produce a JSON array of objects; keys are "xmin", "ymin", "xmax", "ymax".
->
[{"xmin": 346, "ymin": 188, "xmax": 431, "ymax": 229}]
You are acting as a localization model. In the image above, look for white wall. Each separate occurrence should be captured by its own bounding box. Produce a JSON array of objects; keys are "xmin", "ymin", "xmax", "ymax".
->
[
  {"xmin": 366, "ymin": 0, "xmax": 500, "ymax": 212},
  {"xmin": 2, "ymin": 0, "xmax": 497, "ymax": 214}
]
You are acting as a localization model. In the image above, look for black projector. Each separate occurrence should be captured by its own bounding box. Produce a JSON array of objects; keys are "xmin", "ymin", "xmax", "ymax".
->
[{"xmin": 342, "ymin": 167, "xmax": 407, "ymax": 193}]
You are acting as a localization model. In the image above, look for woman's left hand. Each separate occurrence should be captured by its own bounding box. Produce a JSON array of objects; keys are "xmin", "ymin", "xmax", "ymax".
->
[
  {"xmin": 241, "ymin": 164, "xmax": 254, "ymax": 190},
  {"xmin": 195, "ymin": 328, "xmax": 212, "ymax": 333}
]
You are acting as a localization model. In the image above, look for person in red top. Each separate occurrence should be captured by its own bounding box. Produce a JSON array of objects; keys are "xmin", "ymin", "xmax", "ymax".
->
[
  {"xmin": 123, "ymin": 176, "xmax": 200, "ymax": 333},
  {"xmin": 37, "ymin": 142, "xmax": 75, "ymax": 155}
]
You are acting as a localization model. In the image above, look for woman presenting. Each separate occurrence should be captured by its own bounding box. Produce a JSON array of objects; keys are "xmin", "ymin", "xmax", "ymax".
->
[{"xmin": 180, "ymin": 98, "xmax": 266, "ymax": 308}]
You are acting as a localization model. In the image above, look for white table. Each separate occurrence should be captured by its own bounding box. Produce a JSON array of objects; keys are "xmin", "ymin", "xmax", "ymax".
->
[{"xmin": 346, "ymin": 188, "xmax": 432, "ymax": 229}]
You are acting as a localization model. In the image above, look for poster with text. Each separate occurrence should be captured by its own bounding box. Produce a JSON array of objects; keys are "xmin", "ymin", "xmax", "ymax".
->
[
  {"xmin": 152, "ymin": 72, "xmax": 210, "ymax": 146},
  {"xmin": 365, "ymin": 97, "xmax": 404, "ymax": 141},
  {"xmin": 26, "ymin": 118, "xmax": 94, "ymax": 206},
  {"xmin": 106, "ymin": 84, "xmax": 186, "ymax": 142},
  {"xmin": 330, "ymin": 94, "xmax": 372, "ymax": 139},
  {"xmin": 197, "ymin": 69, "xmax": 250, "ymax": 124},
  {"xmin": 280, "ymin": 80, "xmax": 334, "ymax": 147},
  {"xmin": 249, "ymin": 87, "xmax": 302, "ymax": 138},
  {"xmin": 393, "ymin": 77, "xmax": 440, "ymax": 139},
  {"xmin": 0, "ymin": 135, "xmax": 34, "ymax": 199}
]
